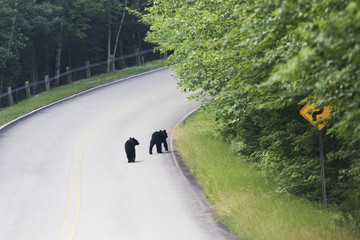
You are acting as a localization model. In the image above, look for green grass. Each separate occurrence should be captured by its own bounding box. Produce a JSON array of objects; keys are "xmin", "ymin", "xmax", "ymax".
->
[
  {"xmin": 0, "ymin": 60, "xmax": 165, "ymax": 127},
  {"xmin": 174, "ymin": 111, "xmax": 359, "ymax": 240}
]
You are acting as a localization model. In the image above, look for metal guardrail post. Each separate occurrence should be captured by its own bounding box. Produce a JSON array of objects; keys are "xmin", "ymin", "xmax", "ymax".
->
[
  {"xmin": 111, "ymin": 55, "xmax": 115, "ymax": 72},
  {"xmin": 66, "ymin": 67, "xmax": 72, "ymax": 84},
  {"xmin": 45, "ymin": 75, "xmax": 50, "ymax": 91},
  {"xmin": 8, "ymin": 87, "xmax": 14, "ymax": 106},
  {"xmin": 25, "ymin": 81, "xmax": 31, "ymax": 99},
  {"xmin": 86, "ymin": 61, "xmax": 91, "ymax": 78}
]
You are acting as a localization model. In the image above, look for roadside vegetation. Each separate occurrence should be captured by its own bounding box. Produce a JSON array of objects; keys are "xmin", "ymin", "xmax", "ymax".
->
[
  {"xmin": 143, "ymin": 0, "xmax": 360, "ymax": 230},
  {"xmin": 0, "ymin": 60, "xmax": 165, "ymax": 127},
  {"xmin": 174, "ymin": 109, "xmax": 359, "ymax": 240}
]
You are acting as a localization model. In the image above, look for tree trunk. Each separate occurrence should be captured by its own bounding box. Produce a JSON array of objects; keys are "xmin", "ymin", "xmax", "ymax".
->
[
  {"xmin": 8, "ymin": 16, "xmax": 16, "ymax": 52},
  {"xmin": 0, "ymin": 8, "xmax": 17, "ymax": 92},
  {"xmin": 119, "ymin": 38, "xmax": 126, "ymax": 68},
  {"xmin": 31, "ymin": 41, "xmax": 39, "ymax": 94},
  {"xmin": 31, "ymin": 52, "xmax": 37, "ymax": 94},
  {"xmin": 107, "ymin": 24, "xmax": 111, "ymax": 72},
  {"xmin": 67, "ymin": 45, "xmax": 72, "ymax": 82},
  {"xmin": 137, "ymin": 32, "xmax": 144, "ymax": 64},
  {"xmin": 54, "ymin": 36, "xmax": 62, "ymax": 87},
  {"xmin": 111, "ymin": 0, "xmax": 127, "ymax": 71}
]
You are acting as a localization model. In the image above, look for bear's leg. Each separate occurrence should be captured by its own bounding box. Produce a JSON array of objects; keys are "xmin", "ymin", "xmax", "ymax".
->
[
  {"xmin": 163, "ymin": 140, "xmax": 168, "ymax": 151},
  {"xmin": 156, "ymin": 142, "xmax": 162, "ymax": 153},
  {"xmin": 126, "ymin": 151, "xmax": 132, "ymax": 163},
  {"xmin": 149, "ymin": 140, "xmax": 155, "ymax": 154},
  {"xmin": 132, "ymin": 149, "xmax": 136, "ymax": 162}
]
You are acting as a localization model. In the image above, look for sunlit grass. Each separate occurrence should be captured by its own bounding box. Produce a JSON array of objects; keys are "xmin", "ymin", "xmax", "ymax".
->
[
  {"xmin": 0, "ymin": 60, "xmax": 165, "ymax": 127},
  {"xmin": 174, "ymin": 111, "xmax": 359, "ymax": 240}
]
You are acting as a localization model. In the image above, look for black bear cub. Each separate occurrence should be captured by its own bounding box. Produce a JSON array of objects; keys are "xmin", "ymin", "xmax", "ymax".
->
[
  {"xmin": 124, "ymin": 138, "xmax": 139, "ymax": 163},
  {"xmin": 149, "ymin": 130, "xmax": 168, "ymax": 154}
]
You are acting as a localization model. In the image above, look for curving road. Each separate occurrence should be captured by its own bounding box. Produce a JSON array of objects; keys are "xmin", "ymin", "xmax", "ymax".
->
[{"xmin": 0, "ymin": 68, "xmax": 236, "ymax": 240}]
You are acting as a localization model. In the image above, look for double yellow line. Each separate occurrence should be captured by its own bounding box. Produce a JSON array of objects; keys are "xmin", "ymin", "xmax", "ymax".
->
[{"xmin": 57, "ymin": 83, "xmax": 174, "ymax": 240}]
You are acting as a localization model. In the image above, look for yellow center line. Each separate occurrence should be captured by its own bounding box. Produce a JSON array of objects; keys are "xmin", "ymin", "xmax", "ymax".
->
[
  {"xmin": 68, "ymin": 124, "xmax": 95, "ymax": 240},
  {"xmin": 57, "ymin": 83, "xmax": 174, "ymax": 240},
  {"xmin": 57, "ymin": 124, "xmax": 91, "ymax": 240}
]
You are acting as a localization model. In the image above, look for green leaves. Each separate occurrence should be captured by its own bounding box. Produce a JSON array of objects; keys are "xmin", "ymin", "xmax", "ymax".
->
[{"xmin": 144, "ymin": 0, "xmax": 360, "ymax": 225}]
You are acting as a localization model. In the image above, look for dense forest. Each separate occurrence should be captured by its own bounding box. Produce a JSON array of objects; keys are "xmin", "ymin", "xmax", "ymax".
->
[
  {"xmin": 143, "ymin": 0, "xmax": 360, "ymax": 226},
  {"xmin": 0, "ymin": 0, "xmax": 156, "ymax": 105}
]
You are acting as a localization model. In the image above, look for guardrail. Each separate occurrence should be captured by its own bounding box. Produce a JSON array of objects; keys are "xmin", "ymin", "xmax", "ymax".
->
[{"xmin": 0, "ymin": 48, "xmax": 157, "ymax": 106}]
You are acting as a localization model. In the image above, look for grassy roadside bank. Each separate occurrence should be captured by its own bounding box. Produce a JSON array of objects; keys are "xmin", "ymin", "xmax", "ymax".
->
[
  {"xmin": 0, "ymin": 60, "xmax": 165, "ymax": 127},
  {"xmin": 173, "ymin": 110, "xmax": 359, "ymax": 240}
]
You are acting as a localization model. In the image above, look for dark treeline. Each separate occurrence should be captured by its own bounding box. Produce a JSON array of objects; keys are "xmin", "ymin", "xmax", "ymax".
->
[{"xmin": 0, "ymin": 0, "xmax": 155, "ymax": 104}]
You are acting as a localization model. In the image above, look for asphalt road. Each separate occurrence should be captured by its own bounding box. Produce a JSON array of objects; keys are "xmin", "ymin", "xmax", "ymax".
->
[{"xmin": 0, "ymin": 68, "xmax": 237, "ymax": 240}]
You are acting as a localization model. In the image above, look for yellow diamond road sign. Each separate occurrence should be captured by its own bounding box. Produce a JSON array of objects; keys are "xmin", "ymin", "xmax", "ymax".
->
[{"xmin": 300, "ymin": 103, "xmax": 331, "ymax": 130}]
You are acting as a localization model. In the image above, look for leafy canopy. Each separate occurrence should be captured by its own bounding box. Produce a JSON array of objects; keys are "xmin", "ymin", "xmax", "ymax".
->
[{"xmin": 143, "ymin": 0, "xmax": 360, "ymax": 225}]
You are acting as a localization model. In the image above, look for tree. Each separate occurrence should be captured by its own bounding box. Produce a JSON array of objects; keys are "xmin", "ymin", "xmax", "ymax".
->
[
  {"xmin": 0, "ymin": 0, "xmax": 28, "ymax": 93},
  {"xmin": 0, "ymin": 0, "xmax": 154, "ymax": 105},
  {"xmin": 25, "ymin": 1, "xmax": 62, "ymax": 93},
  {"xmin": 143, "ymin": 0, "xmax": 360, "ymax": 224}
]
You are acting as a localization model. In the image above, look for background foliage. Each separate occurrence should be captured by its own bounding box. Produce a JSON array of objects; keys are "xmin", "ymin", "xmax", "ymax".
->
[
  {"xmin": 0, "ymin": 0, "xmax": 155, "ymax": 106},
  {"xmin": 143, "ymin": 0, "xmax": 360, "ymax": 226}
]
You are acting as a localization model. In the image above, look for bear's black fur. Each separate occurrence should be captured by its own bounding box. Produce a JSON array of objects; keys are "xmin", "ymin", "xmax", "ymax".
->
[
  {"xmin": 149, "ymin": 130, "xmax": 168, "ymax": 154},
  {"xmin": 124, "ymin": 138, "xmax": 140, "ymax": 163}
]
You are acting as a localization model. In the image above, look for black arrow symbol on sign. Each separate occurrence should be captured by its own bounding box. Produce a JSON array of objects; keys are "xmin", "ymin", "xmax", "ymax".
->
[{"xmin": 312, "ymin": 109, "xmax": 324, "ymax": 121}]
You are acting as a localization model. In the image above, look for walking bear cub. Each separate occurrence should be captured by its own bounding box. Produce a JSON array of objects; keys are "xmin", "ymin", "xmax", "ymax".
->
[
  {"xmin": 124, "ymin": 137, "xmax": 139, "ymax": 163},
  {"xmin": 149, "ymin": 130, "xmax": 168, "ymax": 154}
]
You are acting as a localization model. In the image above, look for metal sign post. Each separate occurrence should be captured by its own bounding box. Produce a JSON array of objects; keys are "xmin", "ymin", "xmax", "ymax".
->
[
  {"xmin": 300, "ymin": 102, "xmax": 332, "ymax": 208},
  {"xmin": 318, "ymin": 129, "xmax": 327, "ymax": 208}
]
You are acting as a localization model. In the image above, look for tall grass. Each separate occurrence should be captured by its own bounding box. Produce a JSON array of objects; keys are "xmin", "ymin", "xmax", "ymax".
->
[
  {"xmin": 0, "ymin": 60, "xmax": 165, "ymax": 127},
  {"xmin": 174, "ymin": 111, "xmax": 359, "ymax": 240}
]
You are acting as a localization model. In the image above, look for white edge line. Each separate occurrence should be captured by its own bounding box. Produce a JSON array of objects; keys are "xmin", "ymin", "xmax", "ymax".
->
[
  {"xmin": 0, "ymin": 67, "xmax": 168, "ymax": 132},
  {"xmin": 170, "ymin": 107, "xmax": 198, "ymax": 183},
  {"xmin": 169, "ymin": 107, "xmax": 239, "ymax": 239},
  {"xmin": 169, "ymin": 107, "xmax": 213, "ymax": 211}
]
